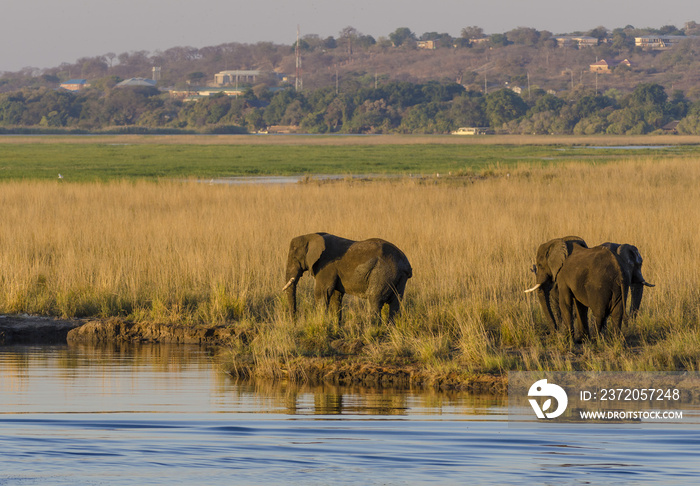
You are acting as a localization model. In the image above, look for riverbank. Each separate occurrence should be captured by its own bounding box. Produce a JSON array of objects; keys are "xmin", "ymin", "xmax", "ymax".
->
[{"xmin": 1, "ymin": 316, "xmax": 506, "ymax": 392}]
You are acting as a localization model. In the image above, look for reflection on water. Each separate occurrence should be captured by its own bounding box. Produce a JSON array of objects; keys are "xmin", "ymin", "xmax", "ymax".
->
[
  {"xmin": 0, "ymin": 344, "xmax": 505, "ymax": 416},
  {"xmin": 1, "ymin": 344, "xmax": 699, "ymax": 485}
]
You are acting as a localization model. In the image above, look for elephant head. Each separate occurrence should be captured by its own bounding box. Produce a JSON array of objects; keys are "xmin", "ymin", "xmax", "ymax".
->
[
  {"xmin": 283, "ymin": 233, "xmax": 327, "ymax": 317},
  {"xmin": 525, "ymin": 236, "xmax": 588, "ymax": 329},
  {"xmin": 600, "ymin": 242, "xmax": 655, "ymax": 316}
]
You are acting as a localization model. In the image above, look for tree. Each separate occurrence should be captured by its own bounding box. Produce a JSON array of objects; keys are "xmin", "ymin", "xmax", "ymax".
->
[
  {"xmin": 263, "ymin": 89, "xmax": 302, "ymax": 125},
  {"xmin": 281, "ymin": 99, "xmax": 305, "ymax": 125},
  {"xmin": 460, "ymin": 26, "xmax": 484, "ymax": 40},
  {"xmin": 666, "ymin": 90, "xmax": 690, "ymax": 119},
  {"xmin": 489, "ymin": 33, "xmax": 510, "ymax": 47},
  {"xmin": 0, "ymin": 93, "xmax": 26, "ymax": 125},
  {"xmin": 187, "ymin": 72, "xmax": 207, "ymax": 84},
  {"xmin": 659, "ymin": 25, "xmax": 683, "ymax": 35},
  {"xmin": 530, "ymin": 93, "xmax": 565, "ymax": 115},
  {"xmin": 324, "ymin": 97, "xmax": 348, "ymax": 132},
  {"xmin": 323, "ymin": 36, "xmax": 337, "ymax": 49},
  {"xmin": 507, "ymin": 27, "xmax": 540, "ymax": 46},
  {"xmin": 339, "ymin": 26, "xmax": 359, "ymax": 54},
  {"xmin": 575, "ymin": 94, "xmax": 616, "ymax": 118},
  {"xmin": 628, "ymin": 83, "xmax": 667, "ymax": 108},
  {"xmin": 389, "ymin": 27, "xmax": 416, "ymax": 47},
  {"xmin": 79, "ymin": 56, "xmax": 108, "ymax": 77},
  {"xmin": 610, "ymin": 28, "xmax": 633, "ymax": 50},
  {"xmin": 449, "ymin": 91, "xmax": 487, "ymax": 127},
  {"xmin": 685, "ymin": 21, "xmax": 700, "ymax": 36},
  {"xmin": 485, "ymin": 89, "xmax": 527, "ymax": 128},
  {"xmin": 587, "ymin": 26, "xmax": 608, "ymax": 41},
  {"xmin": 244, "ymin": 108, "xmax": 264, "ymax": 132},
  {"xmin": 345, "ymin": 99, "xmax": 398, "ymax": 133},
  {"xmin": 420, "ymin": 32, "xmax": 453, "ymax": 47}
]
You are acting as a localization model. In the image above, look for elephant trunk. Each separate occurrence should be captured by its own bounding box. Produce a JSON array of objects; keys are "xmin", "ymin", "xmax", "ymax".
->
[
  {"xmin": 284, "ymin": 264, "xmax": 304, "ymax": 319},
  {"xmin": 629, "ymin": 283, "xmax": 643, "ymax": 316},
  {"xmin": 629, "ymin": 263, "xmax": 654, "ymax": 315}
]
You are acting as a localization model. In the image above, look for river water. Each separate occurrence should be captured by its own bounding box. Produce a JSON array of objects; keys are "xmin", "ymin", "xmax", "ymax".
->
[{"xmin": 1, "ymin": 344, "xmax": 699, "ymax": 485}]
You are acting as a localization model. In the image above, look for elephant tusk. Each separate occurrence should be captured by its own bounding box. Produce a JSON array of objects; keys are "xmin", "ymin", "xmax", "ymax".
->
[
  {"xmin": 642, "ymin": 281, "xmax": 655, "ymax": 287},
  {"xmin": 282, "ymin": 277, "xmax": 296, "ymax": 291},
  {"xmin": 524, "ymin": 283, "xmax": 541, "ymax": 293}
]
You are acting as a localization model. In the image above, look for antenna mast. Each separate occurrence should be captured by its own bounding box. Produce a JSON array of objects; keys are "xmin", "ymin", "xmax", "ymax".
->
[{"xmin": 295, "ymin": 25, "xmax": 303, "ymax": 91}]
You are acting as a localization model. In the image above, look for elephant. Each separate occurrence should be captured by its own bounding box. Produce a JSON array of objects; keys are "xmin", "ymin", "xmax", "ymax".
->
[
  {"xmin": 556, "ymin": 245, "xmax": 626, "ymax": 342},
  {"xmin": 283, "ymin": 233, "xmax": 412, "ymax": 323},
  {"xmin": 525, "ymin": 236, "xmax": 588, "ymax": 330},
  {"xmin": 599, "ymin": 242, "xmax": 655, "ymax": 317}
]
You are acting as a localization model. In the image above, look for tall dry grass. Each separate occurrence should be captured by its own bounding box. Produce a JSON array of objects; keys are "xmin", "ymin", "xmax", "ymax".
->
[{"xmin": 1, "ymin": 156, "xmax": 699, "ymax": 375}]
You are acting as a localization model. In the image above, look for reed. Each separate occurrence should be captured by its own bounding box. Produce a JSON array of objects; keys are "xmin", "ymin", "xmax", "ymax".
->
[{"xmin": 1, "ymin": 156, "xmax": 699, "ymax": 379}]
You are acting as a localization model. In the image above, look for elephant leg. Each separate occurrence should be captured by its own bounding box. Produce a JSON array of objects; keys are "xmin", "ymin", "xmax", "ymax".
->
[
  {"xmin": 559, "ymin": 288, "xmax": 577, "ymax": 343},
  {"xmin": 574, "ymin": 300, "xmax": 591, "ymax": 340},
  {"xmin": 329, "ymin": 291, "xmax": 343, "ymax": 325},
  {"xmin": 367, "ymin": 295, "xmax": 385, "ymax": 322},
  {"xmin": 387, "ymin": 297, "xmax": 400, "ymax": 322},
  {"xmin": 314, "ymin": 275, "xmax": 338, "ymax": 314},
  {"xmin": 610, "ymin": 293, "xmax": 625, "ymax": 334},
  {"xmin": 386, "ymin": 276, "xmax": 408, "ymax": 323},
  {"xmin": 386, "ymin": 290, "xmax": 404, "ymax": 323},
  {"xmin": 313, "ymin": 286, "xmax": 329, "ymax": 309},
  {"xmin": 592, "ymin": 312, "xmax": 607, "ymax": 339},
  {"xmin": 571, "ymin": 299, "xmax": 589, "ymax": 343},
  {"xmin": 549, "ymin": 282, "xmax": 563, "ymax": 328},
  {"xmin": 536, "ymin": 283, "xmax": 558, "ymax": 330}
]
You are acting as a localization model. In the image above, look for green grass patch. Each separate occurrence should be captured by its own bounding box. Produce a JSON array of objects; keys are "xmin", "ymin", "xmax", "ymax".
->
[{"xmin": 0, "ymin": 140, "xmax": 696, "ymax": 181}]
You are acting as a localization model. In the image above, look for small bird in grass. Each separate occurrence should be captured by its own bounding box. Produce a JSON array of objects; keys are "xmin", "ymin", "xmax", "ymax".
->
[{"xmin": 58, "ymin": 174, "xmax": 63, "ymax": 180}]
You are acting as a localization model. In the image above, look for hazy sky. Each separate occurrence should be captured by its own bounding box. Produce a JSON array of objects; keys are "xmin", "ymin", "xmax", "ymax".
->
[{"xmin": 1, "ymin": 0, "xmax": 697, "ymax": 72}]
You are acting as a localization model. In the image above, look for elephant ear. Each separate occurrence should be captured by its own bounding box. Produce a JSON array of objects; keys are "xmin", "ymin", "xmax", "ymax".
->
[
  {"xmin": 618, "ymin": 244, "xmax": 641, "ymax": 267},
  {"xmin": 305, "ymin": 234, "xmax": 326, "ymax": 276},
  {"xmin": 619, "ymin": 244, "xmax": 645, "ymax": 283},
  {"xmin": 547, "ymin": 239, "xmax": 568, "ymax": 281}
]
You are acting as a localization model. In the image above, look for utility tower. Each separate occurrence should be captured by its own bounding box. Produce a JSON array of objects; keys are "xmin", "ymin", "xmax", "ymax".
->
[{"xmin": 295, "ymin": 26, "xmax": 303, "ymax": 91}]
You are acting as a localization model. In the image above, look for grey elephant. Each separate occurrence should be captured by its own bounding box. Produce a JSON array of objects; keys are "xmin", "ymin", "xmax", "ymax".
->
[
  {"xmin": 525, "ymin": 236, "xmax": 588, "ymax": 330},
  {"xmin": 283, "ymin": 233, "xmax": 412, "ymax": 323},
  {"xmin": 599, "ymin": 242, "xmax": 655, "ymax": 317},
  {"xmin": 556, "ymin": 245, "xmax": 626, "ymax": 342}
]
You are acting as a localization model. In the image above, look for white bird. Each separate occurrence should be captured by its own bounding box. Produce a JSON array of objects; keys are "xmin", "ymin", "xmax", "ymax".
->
[{"xmin": 58, "ymin": 174, "xmax": 63, "ymax": 180}]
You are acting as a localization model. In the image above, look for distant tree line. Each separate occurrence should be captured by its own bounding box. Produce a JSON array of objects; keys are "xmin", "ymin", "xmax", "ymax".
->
[{"xmin": 3, "ymin": 80, "xmax": 700, "ymax": 135}]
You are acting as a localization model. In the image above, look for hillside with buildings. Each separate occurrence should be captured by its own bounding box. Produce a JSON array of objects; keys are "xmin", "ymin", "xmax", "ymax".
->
[
  {"xmin": 2, "ymin": 23, "xmax": 700, "ymax": 135},
  {"xmin": 2, "ymin": 23, "xmax": 700, "ymax": 97}
]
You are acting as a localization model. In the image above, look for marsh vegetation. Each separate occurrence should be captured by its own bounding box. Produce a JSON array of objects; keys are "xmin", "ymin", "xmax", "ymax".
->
[{"xmin": 0, "ymin": 139, "xmax": 698, "ymax": 387}]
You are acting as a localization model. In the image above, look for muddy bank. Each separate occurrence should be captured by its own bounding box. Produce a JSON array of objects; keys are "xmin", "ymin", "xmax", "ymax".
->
[
  {"xmin": 66, "ymin": 319, "xmax": 237, "ymax": 345},
  {"xmin": 0, "ymin": 315, "xmax": 237, "ymax": 346},
  {"xmin": 0, "ymin": 315, "xmax": 84, "ymax": 345}
]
